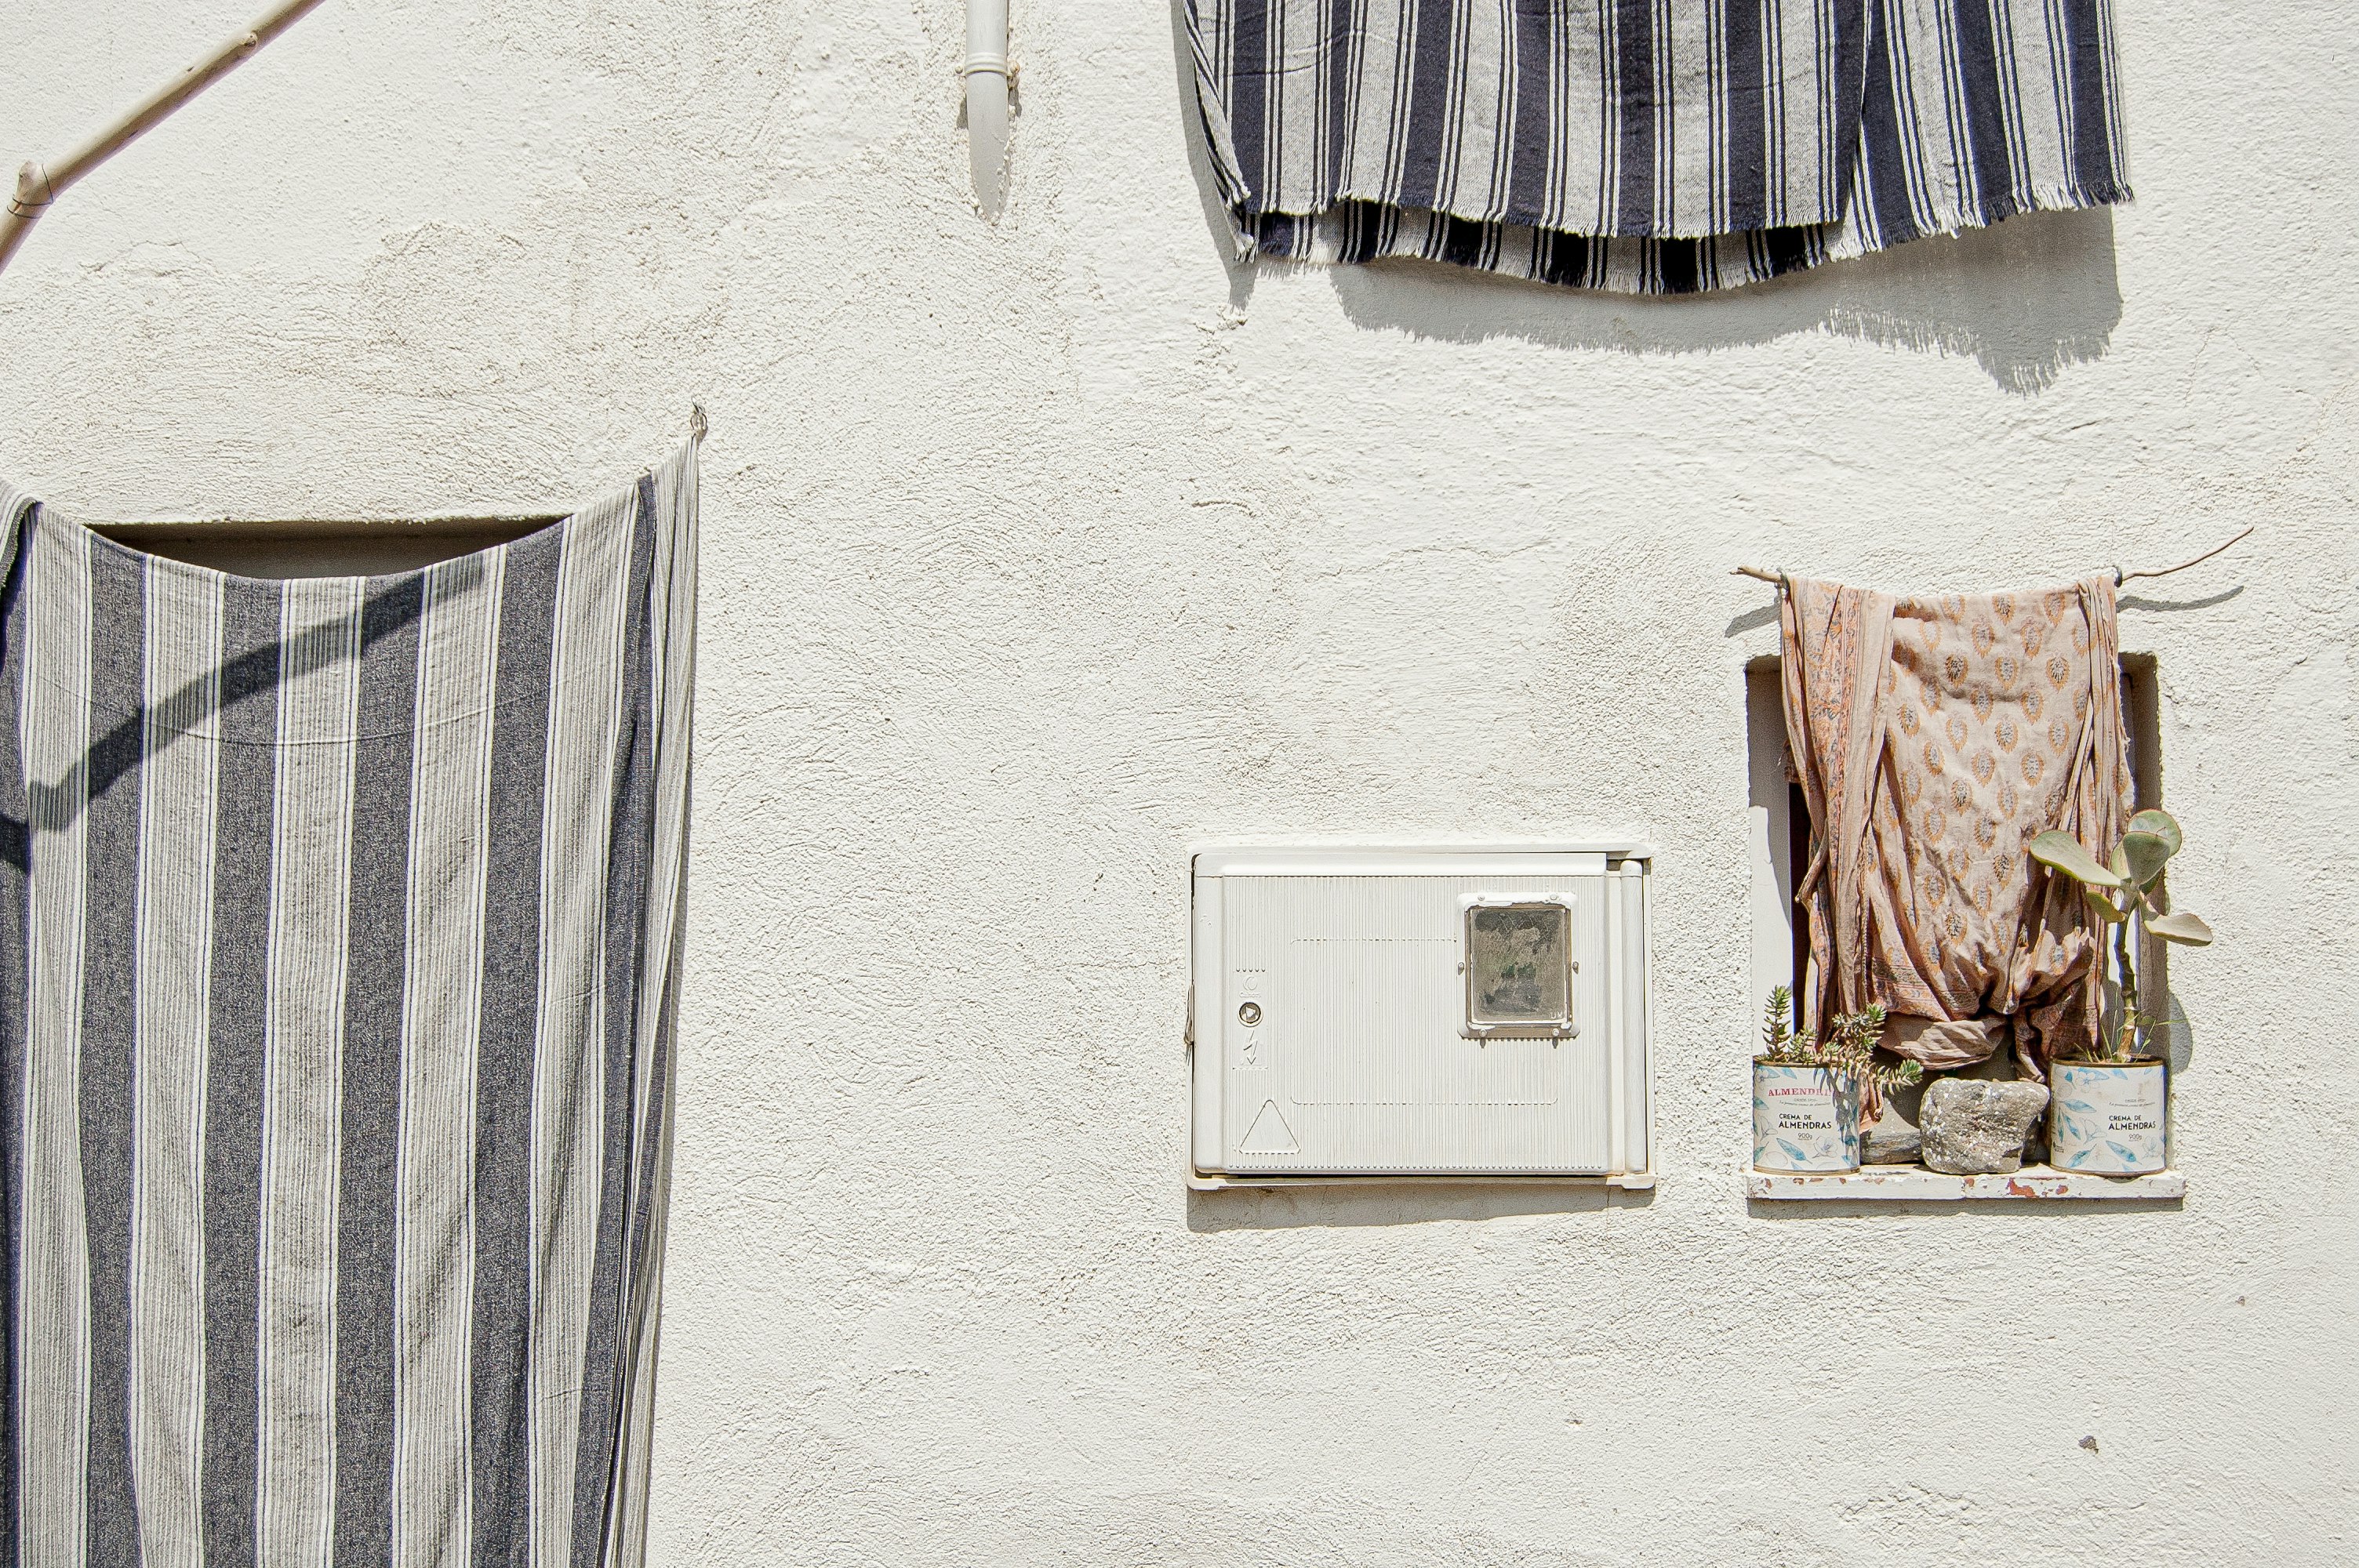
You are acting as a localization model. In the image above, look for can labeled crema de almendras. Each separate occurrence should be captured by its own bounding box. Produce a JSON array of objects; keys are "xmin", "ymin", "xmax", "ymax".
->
[
  {"xmin": 1751, "ymin": 1061, "xmax": 1862, "ymax": 1172},
  {"xmin": 2048, "ymin": 1058, "xmax": 2168, "ymax": 1174}
]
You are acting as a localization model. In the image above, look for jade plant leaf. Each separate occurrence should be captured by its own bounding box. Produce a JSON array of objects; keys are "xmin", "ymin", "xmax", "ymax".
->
[
  {"xmin": 2121, "ymin": 829, "xmax": 2175, "ymax": 889},
  {"xmin": 2128, "ymin": 808, "xmax": 2183, "ymax": 858},
  {"xmin": 2146, "ymin": 909, "xmax": 2214, "ymax": 946},
  {"xmin": 2030, "ymin": 830, "xmax": 2123, "ymax": 888},
  {"xmin": 2085, "ymin": 889, "xmax": 2128, "ymax": 922}
]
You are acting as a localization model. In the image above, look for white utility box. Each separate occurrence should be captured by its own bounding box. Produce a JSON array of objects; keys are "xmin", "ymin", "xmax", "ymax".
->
[{"xmin": 1188, "ymin": 844, "xmax": 1653, "ymax": 1188}]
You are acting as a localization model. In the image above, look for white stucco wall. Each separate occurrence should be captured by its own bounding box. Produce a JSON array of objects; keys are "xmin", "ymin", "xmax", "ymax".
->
[{"xmin": 3, "ymin": 2, "xmax": 2354, "ymax": 1562}]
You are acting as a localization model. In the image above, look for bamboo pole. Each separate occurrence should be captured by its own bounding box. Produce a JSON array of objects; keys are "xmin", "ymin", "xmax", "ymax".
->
[{"xmin": 0, "ymin": 0, "xmax": 331, "ymax": 277}]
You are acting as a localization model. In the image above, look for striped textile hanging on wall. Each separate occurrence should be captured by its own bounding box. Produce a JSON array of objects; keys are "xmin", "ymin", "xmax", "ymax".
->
[
  {"xmin": 0, "ymin": 437, "xmax": 696, "ymax": 1567},
  {"xmin": 1185, "ymin": 0, "xmax": 2128, "ymax": 293}
]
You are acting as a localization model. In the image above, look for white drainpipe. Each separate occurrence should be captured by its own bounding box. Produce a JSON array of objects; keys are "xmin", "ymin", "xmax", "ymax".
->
[{"xmin": 962, "ymin": 0, "xmax": 1011, "ymax": 219}]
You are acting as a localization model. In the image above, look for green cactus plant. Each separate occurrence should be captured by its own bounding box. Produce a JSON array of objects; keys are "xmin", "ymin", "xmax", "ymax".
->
[
  {"xmin": 2028, "ymin": 808, "xmax": 2212, "ymax": 1062},
  {"xmin": 1757, "ymin": 985, "xmax": 1922, "ymax": 1091}
]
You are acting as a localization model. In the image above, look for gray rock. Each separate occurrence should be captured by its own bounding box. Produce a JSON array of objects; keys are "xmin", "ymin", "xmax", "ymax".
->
[
  {"xmin": 1862, "ymin": 1112, "xmax": 1921, "ymax": 1165},
  {"xmin": 1868, "ymin": 1055, "xmax": 2020, "ymax": 1165},
  {"xmin": 1919, "ymin": 1080, "xmax": 2051, "ymax": 1175},
  {"xmin": 1861, "ymin": 1074, "xmax": 1928, "ymax": 1164}
]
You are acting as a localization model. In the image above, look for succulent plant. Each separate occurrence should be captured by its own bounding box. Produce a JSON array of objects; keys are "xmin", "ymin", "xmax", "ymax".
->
[
  {"xmin": 2028, "ymin": 808, "xmax": 2212, "ymax": 1062},
  {"xmin": 1757, "ymin": 985, "xmax": 1922, "ymax": 1090}
]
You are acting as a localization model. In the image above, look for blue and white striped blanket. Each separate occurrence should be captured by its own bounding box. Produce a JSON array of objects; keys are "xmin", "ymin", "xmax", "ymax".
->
[
  {"xmin": 1187, "ymin": 0, "xmax": 2129, "ymax": 292},
  {"xmin": 0, "ymin": 438, "xmax": 695, "ymax": 1566}
]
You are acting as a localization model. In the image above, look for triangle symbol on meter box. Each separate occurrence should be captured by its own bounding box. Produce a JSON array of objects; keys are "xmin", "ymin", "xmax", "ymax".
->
[{"xmin": 1238, "ymin": 1099, "xmax": 1299, "ymax": 1155}]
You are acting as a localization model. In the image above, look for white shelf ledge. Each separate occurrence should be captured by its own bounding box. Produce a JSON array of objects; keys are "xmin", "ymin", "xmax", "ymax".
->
[{"xmin": 1747, "ymin": 1164, "xmax": 2184, "ymax": 1202}]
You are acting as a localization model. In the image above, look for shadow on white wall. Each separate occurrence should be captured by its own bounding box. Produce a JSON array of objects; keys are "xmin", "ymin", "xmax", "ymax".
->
[
  {"xmin": 1186, "ymin": 1180, "xmax": 1652, "ymax": 1232},
  {"xmin": 1319, "ymin": 207, "xmax": 2121, "ymax": 395}
]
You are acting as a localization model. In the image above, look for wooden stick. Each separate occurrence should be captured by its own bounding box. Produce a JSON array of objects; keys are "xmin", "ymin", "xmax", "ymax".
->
[
  {"xmin": 0, "ymin": 0, "xmax": 331, "ymax": 277},
  {"xmin": 2116, "ymin": 525, "xmax": 2255, "ymax": 585},
  {"xmin": 1733, "ymin": 527, "xmax": 2255, "ymax": 595}
]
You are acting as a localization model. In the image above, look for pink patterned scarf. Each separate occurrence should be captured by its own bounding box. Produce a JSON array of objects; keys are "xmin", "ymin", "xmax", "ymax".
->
[{"xmin": 1779, "ymin": 577, "xmax": 2130, "ymax": 1080}]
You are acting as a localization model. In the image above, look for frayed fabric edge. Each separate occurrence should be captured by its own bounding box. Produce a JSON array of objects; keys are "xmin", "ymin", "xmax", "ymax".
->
[{"xmin": 1235, "ymin": 183, "xmax": 2132, "ymax": 296}]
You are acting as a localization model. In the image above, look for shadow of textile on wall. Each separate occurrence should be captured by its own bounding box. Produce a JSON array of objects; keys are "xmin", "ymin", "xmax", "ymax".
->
[
  {"xmin": 1165, "ymin": 0, "xmax": 1256, "ymax": 312},
  {"xmin": 1187, "ymin": 1181, "xmax": 1653, "ymax": 1232},
  {"xmin": 18, "ymin": 560, "xmax": 460, "ymax": 848},
  {"xmin": 1324, "ymin": 205, "xmax": 2122, "ymax": 394}
]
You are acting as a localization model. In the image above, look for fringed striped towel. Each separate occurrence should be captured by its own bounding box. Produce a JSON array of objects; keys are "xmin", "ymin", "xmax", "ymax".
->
[
  {"xmin": 1186, "ymin": 0, "xmax": 2128, "ymax": 292},
  {"xmin": 0, "ymin": 438, "xmax": 696, "ymax": 1566}
]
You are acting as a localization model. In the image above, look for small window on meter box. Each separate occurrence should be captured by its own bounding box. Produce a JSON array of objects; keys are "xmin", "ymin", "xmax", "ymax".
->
[{"xmin": 1463, "ymin": 899, "xmax": 1576, "ymax": 1039}]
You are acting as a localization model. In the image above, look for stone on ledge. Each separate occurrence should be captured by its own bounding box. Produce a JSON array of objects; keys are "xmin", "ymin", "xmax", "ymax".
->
[
  {"xmin": 1861, "ymin": 1075, "xmax": 1927, "ymax": 1165},
  {"xmin": 1861, "ymin": 1107, "xmax": 1921, "ymax": 1165},
  {"xmin": 1919, "ymin": 1080, "xmax": 2049, "ymax": 1175}
]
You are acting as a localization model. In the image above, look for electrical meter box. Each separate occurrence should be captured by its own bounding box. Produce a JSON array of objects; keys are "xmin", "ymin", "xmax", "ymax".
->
[{"xmin": 1188, "ymin": 844, "xmax": 1653, "ymax": 1188}]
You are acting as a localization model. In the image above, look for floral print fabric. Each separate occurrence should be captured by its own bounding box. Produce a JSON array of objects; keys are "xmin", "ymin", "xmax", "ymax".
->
[{"xmin": 1779, "ymin": 576, "xmax": 2130, "ymax": 1078}]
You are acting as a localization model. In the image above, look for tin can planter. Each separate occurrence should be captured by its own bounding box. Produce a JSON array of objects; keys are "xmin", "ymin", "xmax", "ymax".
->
[
  {"xmin": 1752, "ymin": 1060, "xmax": 1862, "ymax": 1172},
  {"xmin": 2048, "ymin": 1058, "xmax": 2168, "ymax": 1174}
]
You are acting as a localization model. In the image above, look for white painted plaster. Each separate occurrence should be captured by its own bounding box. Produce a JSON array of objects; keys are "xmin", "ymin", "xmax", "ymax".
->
[{"xmin": 1, "ymin": 2, "xmax": 2353, "ymax": 1562}]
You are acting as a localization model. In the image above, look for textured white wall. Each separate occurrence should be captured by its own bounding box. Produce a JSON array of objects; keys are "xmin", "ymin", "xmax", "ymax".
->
[{"xmin": 2, "ymin": 2, "xmax": 2354, "ymax": 1562}]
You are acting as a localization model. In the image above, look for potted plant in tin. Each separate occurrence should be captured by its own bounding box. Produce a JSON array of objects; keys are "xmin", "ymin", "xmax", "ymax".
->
[
  {"xmin": 1752, "ymin": 987, "xmax": 1921, "ymax": 1173},
  {"xmin": 2029, "ymin": 808, "xmax": 2212, "ymax": 1175}
]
